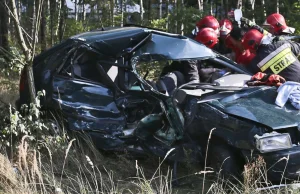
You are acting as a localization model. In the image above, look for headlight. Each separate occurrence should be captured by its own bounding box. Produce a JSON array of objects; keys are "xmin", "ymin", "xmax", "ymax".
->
[{"xmin": 254, "ymin": 132, "xmax": 292, "ymax": 153}]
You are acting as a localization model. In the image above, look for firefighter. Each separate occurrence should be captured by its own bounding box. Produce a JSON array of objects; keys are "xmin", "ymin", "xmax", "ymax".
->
[
  {"xmin": 263, "ymin": 13, "xmax": 295, "ymax": 36},
  {"xmin": 218, "ymin": 19, "xmax": 234, "ymax": 56},
  {"xmin": 195, "ymin": 27, "xmax": 219, "ymax": 49},
  {"xmin": 218, "ymin": 19, "xmax": 255, "ymax": 66},
  {"xmin": 241, "ymin": 29, "xmax": 300, "ymax": 82},
  {"xmin": 191, "ymin": 15, "xmax": 220, "ymax": 38},
  {"xmin": 194, "ymin": 28, "xmax": 231, "ymax": 82},
  {"xmin": 193, "ymin": 18, "xmax": 229, "ymax": 54},
  {"xmin": 236, "ymin": 49, "xmax": 256, "ymax": 66}
]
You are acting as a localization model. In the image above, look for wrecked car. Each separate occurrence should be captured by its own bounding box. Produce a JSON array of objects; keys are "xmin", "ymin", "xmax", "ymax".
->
[{"xmin": 17, "ymin": 26, "xmax": 300, "ymax": 182}]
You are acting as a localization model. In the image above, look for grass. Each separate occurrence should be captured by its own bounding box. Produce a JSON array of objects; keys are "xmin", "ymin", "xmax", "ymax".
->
[{"xmin": 1, "ymin": 130, "xmax": 300, "ymax": 194}]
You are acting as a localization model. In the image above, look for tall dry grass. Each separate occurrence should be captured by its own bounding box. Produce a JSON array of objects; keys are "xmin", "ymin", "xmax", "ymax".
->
[{"xmin": 0, "ymin": 129, "xmax": 178, "ymax": 194}]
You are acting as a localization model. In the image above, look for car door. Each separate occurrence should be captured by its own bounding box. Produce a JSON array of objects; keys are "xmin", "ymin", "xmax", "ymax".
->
[{"xmin": 51, "ymin": 47, "xmax": 126, "ymax": 138}]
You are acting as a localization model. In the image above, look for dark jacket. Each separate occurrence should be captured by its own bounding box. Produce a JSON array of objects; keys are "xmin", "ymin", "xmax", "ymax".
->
[
  {"xmin": 247, "ymin": 40, "xmax": 300, "ymax": 82},
  {"xmin": 160, "ymin": 60, "xmax": 200, "ymax": 83}
]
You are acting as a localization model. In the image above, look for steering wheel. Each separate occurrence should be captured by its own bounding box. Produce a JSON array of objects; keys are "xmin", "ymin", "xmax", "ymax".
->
[{"xmin": 221, "ymin": 71, "xmax": 232, "ymax": 77}]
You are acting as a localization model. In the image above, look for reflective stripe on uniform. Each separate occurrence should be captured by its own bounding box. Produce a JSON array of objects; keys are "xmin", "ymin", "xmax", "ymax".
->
[{"xmin": 257, "ymin": 43, "xmax": 297, "ymax": 74}]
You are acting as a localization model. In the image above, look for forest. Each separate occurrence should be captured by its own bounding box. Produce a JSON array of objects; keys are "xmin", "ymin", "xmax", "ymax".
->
[{"xmin": 0, "ymin": 0, "xmax": 300, "ymax": 193}]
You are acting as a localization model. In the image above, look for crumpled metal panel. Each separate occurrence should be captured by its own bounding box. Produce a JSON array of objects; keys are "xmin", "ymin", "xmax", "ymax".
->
[
  {"xmin": 133, "ymin": 33, "xmax": 216, "ymax": 61},
  {"xmin": 217, "ymin": 87, "xmax": 300, "ymax": 130},
  {"xmin": 185, "ymin": 99, "xmax": 266, "ymax": 149},
  {"xmin": 52, "ymin": 77, "xmax": 126, "ymax": 134},
  {"xmin": 73, "ymin": 27, "xmax": 150, "ymax": 58}
]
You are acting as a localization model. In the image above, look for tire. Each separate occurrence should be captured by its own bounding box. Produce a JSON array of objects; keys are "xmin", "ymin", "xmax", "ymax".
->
[{"xmin": 207, "ymin": 143, "xmax": 243, "ymax": 181}]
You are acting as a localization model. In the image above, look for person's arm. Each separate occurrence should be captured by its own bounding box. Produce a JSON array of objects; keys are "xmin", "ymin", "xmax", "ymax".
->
[
  {"xmin": 288, "ymin": 40, "xmax": 300, "ymax": 58},
  {"xmin": 183, "ymin": 60, "xmax": 200, "ymax": 82}
]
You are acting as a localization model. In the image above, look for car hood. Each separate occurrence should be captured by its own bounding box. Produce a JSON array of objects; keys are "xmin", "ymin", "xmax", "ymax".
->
[{"xmin": 210, "ymin": 87, "xmax": 300, "ymax": 130}]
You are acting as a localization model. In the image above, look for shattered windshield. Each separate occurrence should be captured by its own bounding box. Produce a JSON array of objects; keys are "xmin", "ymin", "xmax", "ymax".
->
[{"xmin": 133, "ymin": 33, "xmax": 216, "ymax": 61}]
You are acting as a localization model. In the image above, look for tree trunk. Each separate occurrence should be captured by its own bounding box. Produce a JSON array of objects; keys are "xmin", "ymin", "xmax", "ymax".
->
[
  {"xmin": 276, "ymin": 0, "xmax": 279, "ymax": 13},
  {"xmin": 0, "ymin": 0, "xmax": 9, "ymax": 58},
  {"xmin": 175, "ymin": 0, "xmax": 178, "ymax": 33},
  {"xmin": 31, "ymin": 0, "xmax": 36, "ymax": 40},
  {"xmin": 17, "ymin": 0, "xmax": 21, "ymax": 20},
  {"xmin": 180, "ymin": 0, "xmax": 184, "ymax": 35},
  {"xmin": 120, "ymin": 0, "xmax": 123, "ymax": 26},
  {"xmin": 82, "ymin": 0, "xmax": 86, "ymax": 21},
  {"xmin": 147, "ymin": 0, "xmax": 151, "ymax": 25},
  {"xmin": 210, "ymin": 0, "xmax": 213, "ymax": 15},
  {"xmin": 9, "ymin": 0, "xmax": 36, "ymax": 103},
  {"xmin": 166, "ymin": 0, "xmax": 169, "ymax": 31},
  {"xmin": 75, "ymin": 0, "xmax": 78, "ymax": 21},
  {"xmin": 250, "ymin": 0, "xmax": 255, "ymax": 22},
  {"xmin": 40, "ymin": 0, "xmax": 47, "ymax": 51},
  {"xmin": 198, "ymin": 0, "xmax": 203, "ymax": 11},
  {"xmin": 58, "ymin": 0, "xmax": 66, "ymax": 42},
  {"xmin": 159, "ymin": 0, "xmax": 162, "ymax": 19},
  {"xmin": 261, "ymin": 0, "xmax": 266, "ymax": 17},
  {"xmin": 140, "ymin": 0, "xmax": 143, "ymax": 24},
  {"xmin": 237, "ymin": 0, "xmax": 242, "ymax": 9},
  {"xmin": 54, "ymin": 0, "xmax": 62, "ymax": 38},
  {"xmin": 50, "ymin": 0, "xmax": 55, "ymax": 46}
]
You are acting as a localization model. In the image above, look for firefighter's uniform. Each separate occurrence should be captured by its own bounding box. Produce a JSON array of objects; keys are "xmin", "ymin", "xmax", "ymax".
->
[{"xmin": 247, "ymin": 40, "xmax": 300, "ymax": 82}]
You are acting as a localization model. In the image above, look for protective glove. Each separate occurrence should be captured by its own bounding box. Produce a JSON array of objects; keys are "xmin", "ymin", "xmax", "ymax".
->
[{"xmin": 241, "ymin": 17, "xmax": 270, "ymax": 36}]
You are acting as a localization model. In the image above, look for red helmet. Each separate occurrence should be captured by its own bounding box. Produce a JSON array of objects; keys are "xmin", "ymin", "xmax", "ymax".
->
[
  {"xmin": 196, "ymin": 16, "xmax": 220, "ymax": 33},
  {"xmin": 241, "ymin": 29, "xmax": 264, "ymax": 52},
  {"xmin": 219, "ymin": 19, "xmax": 233, "ymax": 37},
  {"xmin": 263, "ymin": 13, "xmax": 295, "ymax": 35},
  {"xmin": 195, "ymin": 27, "xmax": 219, "ymax": 48}
]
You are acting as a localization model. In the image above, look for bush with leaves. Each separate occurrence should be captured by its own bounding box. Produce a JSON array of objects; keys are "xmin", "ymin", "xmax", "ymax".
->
[
  {"xmin": 0, "ymin": 46, "xmax": 25, "ymax": 75},
  {"xmin": 0, "ymin": 91, "xmax": 53, "ymax": 149}
]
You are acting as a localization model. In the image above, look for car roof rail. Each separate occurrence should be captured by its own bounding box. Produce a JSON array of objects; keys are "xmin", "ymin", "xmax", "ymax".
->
[
  {"xmin": 123, "ymin": 23, "xmax": 167, "ymax": 32},
  {"xmin": 89, "ymin": 26, "xmax": 123, "ymax": 32}
]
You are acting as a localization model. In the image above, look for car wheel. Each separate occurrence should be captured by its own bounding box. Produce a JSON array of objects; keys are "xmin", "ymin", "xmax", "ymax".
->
[{"xmin": 207, "ymin": 143, "xmax": 242, "ymax": 181}]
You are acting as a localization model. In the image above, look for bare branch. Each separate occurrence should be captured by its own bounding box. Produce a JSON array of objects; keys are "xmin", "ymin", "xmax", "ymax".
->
[
  {"xmin": 3, "ymin": 2, "xmax": 33, "ymax": 44},
  {"xmin": 32, "ymin": 0, "xmax": 44, "ymax": 62},
  {"xmin": 7, "ymin": 0, "xmax": 30, "ymax": 61}
]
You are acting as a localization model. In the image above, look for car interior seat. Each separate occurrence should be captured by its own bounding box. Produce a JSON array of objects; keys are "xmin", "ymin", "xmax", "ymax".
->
[{"xmin": 158, "ymin": 71, "xmax": 185, "ymax": 95}]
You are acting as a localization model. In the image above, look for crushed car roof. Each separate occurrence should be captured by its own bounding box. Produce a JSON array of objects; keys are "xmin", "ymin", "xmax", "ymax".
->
[
  {"xmin": 70, "ymin": 27, "xmax": 147, "ymax": 43},
  {"xmin": 70, "ymin": 26, "xmax": 216, "ymax": 61}
]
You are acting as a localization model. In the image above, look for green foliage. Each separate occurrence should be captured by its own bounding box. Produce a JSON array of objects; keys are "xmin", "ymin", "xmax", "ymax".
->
[
  {"xmin": 136, "ymin": 60, "xmax": 169, "ymax": 81},
  {"xmin": 149, "ymin": 18, "xmax": 167, "ymax": 31},
  {"xmin": 114, "ymin": 14, "xmax": 123, "ymax": 27},
  {"xmin": 0, "ymin": 46, "xmax": 25, "ymax": 75},
  {"xmin": 171, "ymin": 7, "xmax": 203, "ymax": 34},
  {"xmin": 0, "ymin": 91, "xmax": 50, "ymax": 148},
  {"xmin": 149, "ymin": 7, "xmax": 202, "ymax": 35},
  {"xmin": 63, "ymin": 20, "xmax": 87, "ymax": 40}
]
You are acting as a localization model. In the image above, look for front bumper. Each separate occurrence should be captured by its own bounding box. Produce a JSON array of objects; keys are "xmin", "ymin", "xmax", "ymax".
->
[
  {"xmin": 262, "ymin": 145, "xmax": 300, "ymax": 182},
  {"xmin": 245, "ymin": 146, "xmax": 300, "ymax": 182}
]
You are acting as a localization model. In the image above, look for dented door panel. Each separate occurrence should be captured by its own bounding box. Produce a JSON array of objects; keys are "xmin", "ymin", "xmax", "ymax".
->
[{"xmin": 52, "ymin": 76, "xmax": 126, "ymax": 133}]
